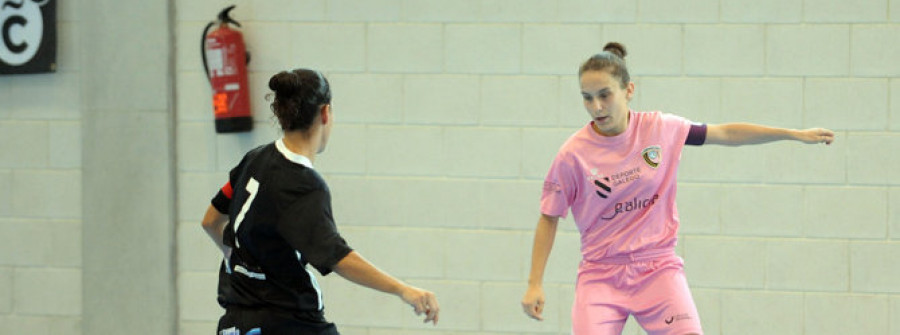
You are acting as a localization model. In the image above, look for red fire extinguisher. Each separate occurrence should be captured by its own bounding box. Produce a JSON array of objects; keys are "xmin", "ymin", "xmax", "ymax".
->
[{"xmin": 202, "ymin": 5, "xmax": 253, "ymax": 133}]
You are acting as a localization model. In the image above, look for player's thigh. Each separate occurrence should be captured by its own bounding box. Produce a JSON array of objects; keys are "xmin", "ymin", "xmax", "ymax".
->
[
  {"xmin": 632, "ymin": 260, "xmax": 702, "ymax": 335},
  {"xmin": 572, "ymin": 282, "xmax": 630, "ymax": 335}
]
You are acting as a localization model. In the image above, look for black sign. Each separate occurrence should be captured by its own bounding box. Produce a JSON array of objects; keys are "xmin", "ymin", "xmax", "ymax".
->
[{"xmin": 0, "ymin": 0, "xmax": 56, "ymax": 75}]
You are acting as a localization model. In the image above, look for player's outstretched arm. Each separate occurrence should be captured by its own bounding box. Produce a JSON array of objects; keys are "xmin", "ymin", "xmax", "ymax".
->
[
  {"xmin": 333, "ymin": 251, "xmax": 440, "ymax": 325},
  {"xmin": 705, "ymin": 123, "xmax": 834, "ymax": 146}
]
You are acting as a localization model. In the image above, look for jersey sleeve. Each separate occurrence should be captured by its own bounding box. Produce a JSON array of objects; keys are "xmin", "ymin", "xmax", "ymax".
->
[
  {"xmin": 211, "ymin": 158, "xmax": 247, "ymax": 214},
  {"xmin": 686, "ymin": 123, "xmax": 707, "ymax": 146},
  {"xmin": 278, "ymin": 188, "xmax": 353, "ymax": 276},
  {"xmin": 659, "ymin": 113, "xmax": 695, "ymax": 145},
  {"xmin": 540, "ymin": 152, "xmax": 577, "ymax": 218}
]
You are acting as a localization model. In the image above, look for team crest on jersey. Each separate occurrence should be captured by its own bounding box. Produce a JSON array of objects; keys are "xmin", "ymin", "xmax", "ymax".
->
[{"xmin": 641, "ymin": 145, "xmax": 661, "ymax": 168}]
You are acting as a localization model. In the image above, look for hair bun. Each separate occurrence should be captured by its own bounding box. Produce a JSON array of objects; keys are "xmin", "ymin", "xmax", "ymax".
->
[
  {"xmin": 268, "ymin": 71, "xmax": 302, "ymax": 96},
  {"xmin": 603, "ymin": 42, "xmax": 627, "ymax": 59}
]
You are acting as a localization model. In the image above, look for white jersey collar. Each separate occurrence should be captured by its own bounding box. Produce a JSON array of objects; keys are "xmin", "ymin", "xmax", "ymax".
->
[{"xmin": 276, "ymin": 138, "xmax": 314, "ymax": 169}]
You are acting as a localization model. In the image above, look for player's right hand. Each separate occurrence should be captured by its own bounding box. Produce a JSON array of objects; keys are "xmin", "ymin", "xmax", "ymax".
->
[
  {"xmin": 521, "ymin": 285, "xmax": 545, "ymax": 321},
  {"xmin": 797, "ymin": 127, "xmax": 835, "ymax": 145},
  {"xmin": 400, "ymin": 285, "xmax": 440, "ymax": 325}
]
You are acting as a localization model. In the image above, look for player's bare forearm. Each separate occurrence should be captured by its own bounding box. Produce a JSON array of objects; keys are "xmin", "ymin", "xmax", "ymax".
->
[
  {"xmin": 334, "ymin": 251, "xmax": 404, "ymax": 295},
  {"xmin": 705, "ymin": 123, "xmax": 834, "ymax": 146},
  {"xmin": 527, "ymin": 214, "xmax": 559, "ymax": 287},
  {"xmin": 522, "ymin": 214, "xmax": 559, "ymax": 321},
  {"xmin": 201, "ymin": 205, "xmax": 230, "ymax": 254},
  {"xmin": 334, "ymin": 251, "xmax": 440, "ymax": 324}
]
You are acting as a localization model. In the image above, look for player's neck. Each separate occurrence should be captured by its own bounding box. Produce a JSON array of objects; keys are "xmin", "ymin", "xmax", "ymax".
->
[{"xmin": 282, "ymin": 130, "xmax": 319, "ymax": 163}]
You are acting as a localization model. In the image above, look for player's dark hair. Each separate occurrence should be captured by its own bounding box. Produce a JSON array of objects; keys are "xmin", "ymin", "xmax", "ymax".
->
[
  {"xmin": 268, "ymin": 69, "xmax": 331, "ymax": 131},
  {"xmin": 579, "ymin": 42, "xmax": 630, "ymax": 89}
]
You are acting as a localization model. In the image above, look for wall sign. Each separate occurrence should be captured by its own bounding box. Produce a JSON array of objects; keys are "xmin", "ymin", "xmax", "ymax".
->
[{"xmin": 0, "ymin": 0, "xmax": 55, "ymax": 75}]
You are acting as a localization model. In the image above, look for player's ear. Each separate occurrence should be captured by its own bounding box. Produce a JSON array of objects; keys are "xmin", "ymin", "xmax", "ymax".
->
[
  {"xmin": 319, "ymin": 104, "xmax": 331, "ymax": 125},
  {"xmin": 625, "ymin": 82, "xmax": 635, "ymax": 101}
]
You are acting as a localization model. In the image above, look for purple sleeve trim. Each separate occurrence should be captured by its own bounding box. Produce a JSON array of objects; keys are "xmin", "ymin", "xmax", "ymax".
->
[{"xmin": 685, "ymin": 123, "xmax": 707, "ymax": 146}]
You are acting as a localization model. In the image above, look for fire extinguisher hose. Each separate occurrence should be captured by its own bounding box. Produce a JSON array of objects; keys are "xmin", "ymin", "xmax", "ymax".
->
[
  {"xmin": 201, "ymin": 21, "xmax": 216, "ymax": 84},
  {"xmin": 200, "ymin": 5, "xmax": 249, "ymax": 85}
]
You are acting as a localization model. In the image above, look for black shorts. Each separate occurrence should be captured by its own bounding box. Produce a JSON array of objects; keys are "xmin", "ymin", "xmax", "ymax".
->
[{"xmin": 216, "ymin": 307, "xmax": 339, "ymax": 335}]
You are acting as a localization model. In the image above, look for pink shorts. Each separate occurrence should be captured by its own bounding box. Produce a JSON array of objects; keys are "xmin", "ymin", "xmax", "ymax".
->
[{"xmin": 572, "ymin": 249, "xmax": 702, "ymax": 335}]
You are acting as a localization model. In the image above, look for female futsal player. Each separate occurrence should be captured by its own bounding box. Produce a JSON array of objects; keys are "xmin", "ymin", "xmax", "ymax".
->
[
  {"xmin": 202, "ymin": 69, "xmax": 439, "ymax": 334},
  {"xmin": 520, "ymin": 43, "xmax": 833, "ymax": 335}
]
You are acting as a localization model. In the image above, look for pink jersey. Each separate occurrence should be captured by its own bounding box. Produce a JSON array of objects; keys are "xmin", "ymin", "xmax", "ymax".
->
[{"xmin": 541, "ymin": 111, "xmax": 693, "ymax": 261}]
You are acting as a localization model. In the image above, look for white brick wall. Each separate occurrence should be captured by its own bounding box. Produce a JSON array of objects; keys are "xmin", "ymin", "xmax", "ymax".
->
[
  {"xmin": 558, "ymin": 0, "xmax": 636, "ymax": 23},
  {"xmin": 521, "ymin": 128, "xmax": 573, "ymax": 178},
  {"xmin": 893, "ymin": 297, "xmax": 900, "ymax": 334},
  {"xmin": 328, "ymin": 0, "xmax": 402, "ymax": 22},
  {"xmin": 638, "ymin": 78, "xmax": 721, "ymax": 123},
  {"xmin": 692, "ymin": 289, "xmax": 721, "ymax": 335},
  {"xmin": 851, "ymin": 242, "xmax": 900, "ymax": 293},
  {"xmin": 892, "ymin": 188, "xmax": 900, "ymax": 239},
  {"xmin": 683, "ymin": 237, "xmax": 767, "ymax": 289},
  {"xmin": 14, "ymin": 269, "xmax": 82, "ymax": 316},
  {"xmin": 481, "ymin": 75, "xmax": 559, "ymax": 126},
  {"xmin": 11, "ymin": 171, "xmax": 81, "ymax": 219},
  {"xmin": 244, "ymin": 22, "xmax": 295, "ymax": 72},
  {"xmin": 444, "ymin": 127, "xmax": 521, "ymax": 177},
  {"xmin": 328, "ymin": 74, "xmax": 404, "ymax": 124},
  {"xmin": 804, "ymin": 0, "xmax": 888, "ymax": 22},
  {"xmin": 290, "ymin": 24, "xmax": 367, "ymax": 72},
  {"xmin": 368, "ymin": 24, "xmax": 444, "ymax": 73},
  {"xmin": 366, "ymin": 126, "xmax": 445, "ymax": 176},
  {"xmin": 0, "ymin": 171, "xmax": 9, "ymax": 217},
  {"xmin": 250, "ymin": 0, "xmax": 326, "ymax": 21},
  {"xmin": 766, "ymin": 25, "xmax": 850, "ymax": 76},
  {"xmin": 483, "ymin": 0, "xmax": 558, "ymax": 23},
  {"xmin": 804, "ymin": 78, "xmax": 889, "ymax": 131},
  {"xmin": 0, "ymin": 267, "xmax": 11, "ymax": 314},
  {"xmin": 805, "ymin": 294, "xmax": 890, "ymax": 334},
  {"xmin": 676, "ymin": 184, "xmax": 722, "ymax": 235},
  {"xmin": 0, "ymin": 121, "xmax": 49, "ymax": 168},
  {"xmin": 0, "ymin": 316, "xmax": 80, "ymax": 335},
  {"xmin": 720, "ymin": 291, "xmax": 804, "ymax": 334},
  {"xmin": 852, "ymin": 25, "xmax": 900, "ymax": 76},
  {"xmin": 5, "ymin": 74, "xmax": 80, "ymax": 120},
  {"xmin": 157, "ymin": 0, "xmax": 900, "ymax": 333},
  {"xmin": 721, "ymin": 0, "xmax": 802, "ymax": 23},
  {"xmin": 892, "ymin": 79, "xmax": 900, "ymax": 131},
  {"xmin": 638, "ymin": 0, "xmax": 719, "ymax": 23},
  {"xmin": 522, "ymin": 25, "xmax": 602, "ymax": 75},
  {"xmin": 602, "ymin": 24, "xmax": 682, "ymax": 76},
  {"xmin": 0, "ymin": 2, "xmax": 83, "ymax": 331},
  {"xmin": 405, "ymin": 0, "xmax": 481, "ymax": 22},
  {"xmin": 766, "ymin": 239, "xmax": 849, "ymax": 291},
  {"xmin": 404, "ymin": 75, "xmax": 481, "ymax": 125},
  {"xmin": 684, "ymin": 25, "xmax": 766, "ymax": 76},
  {"xmin": 720, "ymin": 79, "xmax": 804, "ymax": 128},
  {"xmin": 48, "ymin": 122, "xmax": 82, "ymax": 169},
  {"xmin": 178, "ymin": 272, "xmax": 223, "ymax": 321},
  {"xmin": 445, "ymin": 24, "xmax": 521, "ymax": 74},
  {"xmin": 846, "ymin": 133, "xmax": 900, "ymax": 185},
  {"xmin": 405, "ymin": 279, "xmax": 482, "ymax": 331},
  {"xmin": 719, "ymin": 185, "xmax": 805, "ymax": 237},
  {"xmin": 805, "ymin": 186, "xmax": 887, "ymax": 238}
]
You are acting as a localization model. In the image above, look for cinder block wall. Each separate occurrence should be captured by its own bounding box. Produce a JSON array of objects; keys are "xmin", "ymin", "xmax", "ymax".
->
[
  {"xmin": 174, "ymin": 1, "xmax": 900, "ymax": 334},
  {"xmin": 0, "ymin": 1, "xmax": 83, "ymax": 333}
]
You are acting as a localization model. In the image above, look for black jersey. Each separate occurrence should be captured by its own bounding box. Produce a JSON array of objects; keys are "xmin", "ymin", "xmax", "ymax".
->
[{"xmin": 211, "ymin": 139, "xmax": 353, "ymax": 323}]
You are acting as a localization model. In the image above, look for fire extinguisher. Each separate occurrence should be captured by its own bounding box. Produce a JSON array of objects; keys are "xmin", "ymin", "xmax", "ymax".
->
[{"xmin": 202, "ymin": 5, "xmax": 252, "ymax": 133}]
